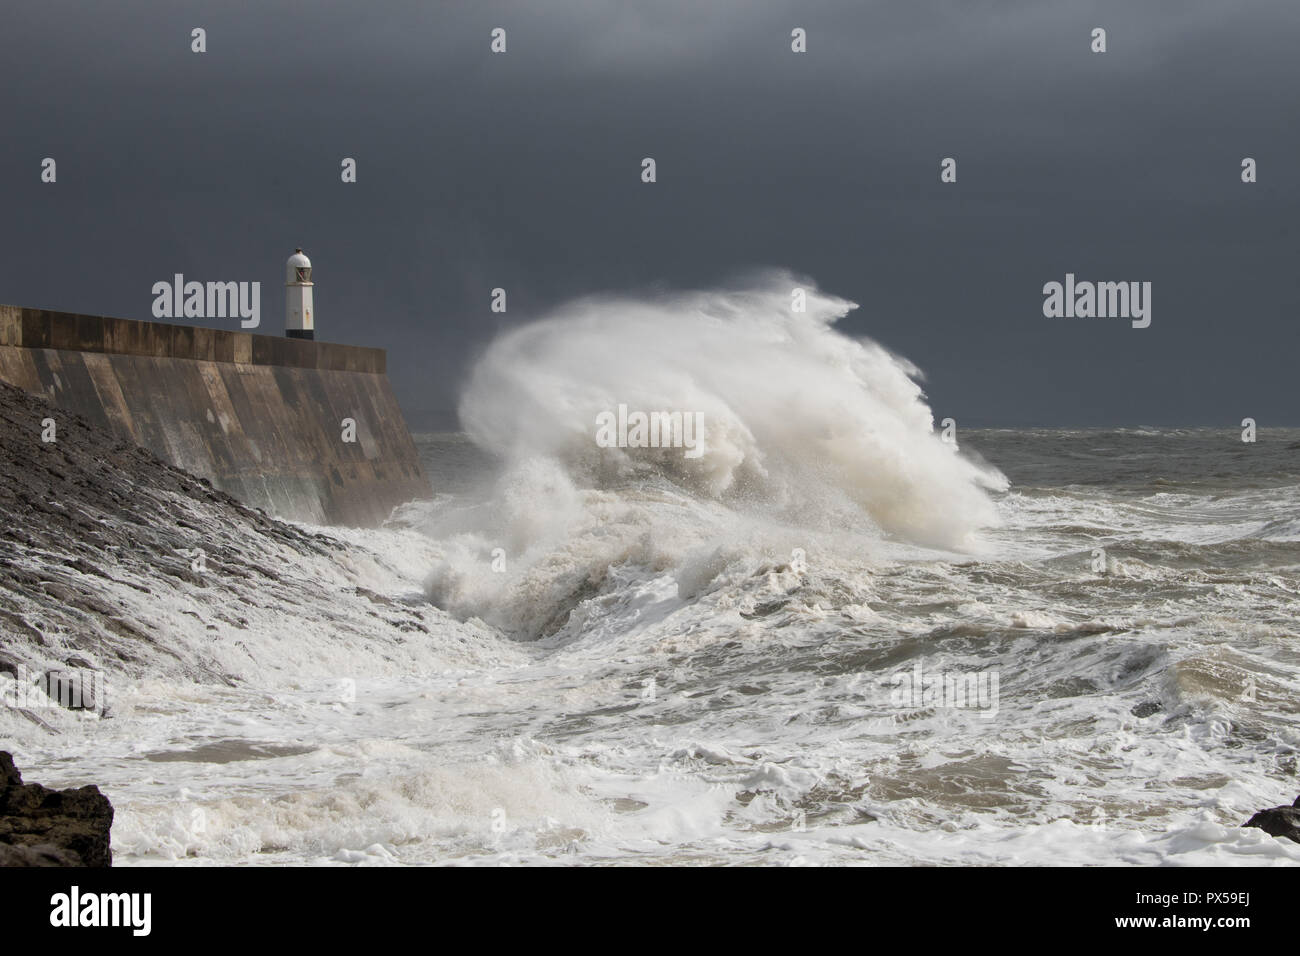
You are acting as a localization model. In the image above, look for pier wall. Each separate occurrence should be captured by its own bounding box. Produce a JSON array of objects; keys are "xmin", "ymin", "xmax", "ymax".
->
[{"xmin": 0, "ymin": 306, "xmax": 430, "ymax": 527}]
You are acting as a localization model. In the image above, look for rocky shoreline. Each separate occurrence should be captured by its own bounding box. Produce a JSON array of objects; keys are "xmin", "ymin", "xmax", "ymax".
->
[
  {"xmin": 1243, "ymin": 795, "xmax": 1300, "ymax": 844},
  {"xmin": 0, "ymin": 366, "xmax": 454, "ymax": 867},
  {"xmin": 0, "ymin": 377, "xmax": 437, "ymax": 699},
  {"xmin": 0, "ymin": 751, "xmax": 113, "ymax": 866}
]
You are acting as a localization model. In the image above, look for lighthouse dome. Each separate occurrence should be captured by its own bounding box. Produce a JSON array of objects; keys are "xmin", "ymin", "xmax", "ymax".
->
[{"xmin": 286, "ymin": 248, "xmax": 312, "ymax": 284}]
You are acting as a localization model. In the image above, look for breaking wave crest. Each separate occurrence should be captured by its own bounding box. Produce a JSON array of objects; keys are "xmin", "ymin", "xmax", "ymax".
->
[
  {"xmin": 461, "ymin": 273, "xmax": 1004, "ymax": 542},
  {"xmin": 426, "ymin": 272, "xmax": 1006, "ymax": 637}
]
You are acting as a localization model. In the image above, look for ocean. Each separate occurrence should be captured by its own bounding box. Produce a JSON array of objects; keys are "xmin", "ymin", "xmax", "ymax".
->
[{"xmin": 3, "ymin": 284, "xmax": 1298, "ymax": 866}]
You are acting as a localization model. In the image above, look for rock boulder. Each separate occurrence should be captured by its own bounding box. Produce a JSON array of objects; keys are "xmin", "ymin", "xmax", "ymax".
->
[{"xmin": 0, "ymin": 751, "xmax": 113, "ymax": 866}]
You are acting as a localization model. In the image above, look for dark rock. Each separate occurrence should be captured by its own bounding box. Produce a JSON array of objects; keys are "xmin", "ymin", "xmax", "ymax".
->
[
  {"xmin": 0, "ymin": 751, "xmax": 114, "ymax": 866},
  {"xmin": 1130, "ymin": 700, "xmax": 1162, "ymax": 718},
  {"xmin": 0, "ymin": 753, "xmax": 17, "ymax": 788},
  {"xmin": 1242, "ymin": 794, "xmax": 1300, "ymax": 844},
  {"xmin": 0, "ymin": 843, "xmax": 83, "ymax": 866},
  {"xmin": 354, "ymin": 586, "xmax": 396, "ymax": 606}
]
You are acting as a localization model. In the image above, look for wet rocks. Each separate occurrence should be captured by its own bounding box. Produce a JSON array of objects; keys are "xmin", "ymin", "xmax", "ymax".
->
[
  {"xmin": 0, "ymin": 843, "xmax": 83, "ymax": 866},
  {"xmin": 0, "ymin": 378, "xmax": 348, "ymax": 679},
  {"xmin": 1242, "ymin": 795, "xmax": 1300, "ymax": 844},
  {"xmin": 0, "ymin": 751, "xmax": 114, "ymax": 866}
]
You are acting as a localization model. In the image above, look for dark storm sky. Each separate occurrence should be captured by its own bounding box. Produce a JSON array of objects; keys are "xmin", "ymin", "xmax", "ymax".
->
[{"xmin": 3, "ymin": 0, "xmax": 1296, "ymax": 428}]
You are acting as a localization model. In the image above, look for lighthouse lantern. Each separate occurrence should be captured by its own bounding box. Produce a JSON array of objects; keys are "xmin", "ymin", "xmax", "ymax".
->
[{"xmin": 285, "ymin": 248, "xmax": 314, "ymax": 340}]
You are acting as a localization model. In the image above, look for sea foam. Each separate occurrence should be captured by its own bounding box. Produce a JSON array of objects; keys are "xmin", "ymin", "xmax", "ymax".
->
[{"xmin": 459, "ymin": 272, "xmax": 1006, "ymax": 548}]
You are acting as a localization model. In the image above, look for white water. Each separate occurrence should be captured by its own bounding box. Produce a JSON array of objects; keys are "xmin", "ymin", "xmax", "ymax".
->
[
  {"xmin": 429, "ymin": 276, "xmax": 1006, "ymax": 640},
  {"xmin": 460, "ymin": 275, "xmax": 1005, "ymax": 549},
  {"xmin": 4, "ymin": 277, "xmax": 1299, "ymax": 867}
]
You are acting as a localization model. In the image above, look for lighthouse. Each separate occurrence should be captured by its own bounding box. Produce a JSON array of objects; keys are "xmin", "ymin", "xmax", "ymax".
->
[{"xmin": 285, "ymin": 248, "xmax": 314, "ymax": 340}]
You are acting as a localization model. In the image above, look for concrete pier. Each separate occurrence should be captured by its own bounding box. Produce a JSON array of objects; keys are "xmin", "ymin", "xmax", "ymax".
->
[{"xmin": 0, "ymin": 306, "xmax": 430, "ymax": 527}]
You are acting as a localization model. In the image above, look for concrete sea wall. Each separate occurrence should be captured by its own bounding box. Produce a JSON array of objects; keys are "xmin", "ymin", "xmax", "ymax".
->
[{"xmin": 0, "ymin": 306, "xmax": 430, "ymax": 527}]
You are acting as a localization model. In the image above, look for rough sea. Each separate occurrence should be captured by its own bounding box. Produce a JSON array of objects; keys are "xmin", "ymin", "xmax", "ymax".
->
[{"xmin": 4, "ymin": 282, "xmax": 1298, "ymax": 866}]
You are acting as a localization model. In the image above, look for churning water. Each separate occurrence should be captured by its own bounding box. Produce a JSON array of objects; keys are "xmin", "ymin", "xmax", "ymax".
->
[{"xmin": 6, "ymin": 278, "xmax": 1298, "ymax": 865}]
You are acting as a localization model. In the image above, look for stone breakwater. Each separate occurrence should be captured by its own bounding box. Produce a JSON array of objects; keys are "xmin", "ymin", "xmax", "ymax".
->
[{"xmin": 0, "ymin": 305, "xmax": 430, "ymax": 527}]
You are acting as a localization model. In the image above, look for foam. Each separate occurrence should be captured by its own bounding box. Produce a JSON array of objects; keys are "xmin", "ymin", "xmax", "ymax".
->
[{"xmin": 459, "ymin": 273, "xmax": 1006, "ymax": 549}]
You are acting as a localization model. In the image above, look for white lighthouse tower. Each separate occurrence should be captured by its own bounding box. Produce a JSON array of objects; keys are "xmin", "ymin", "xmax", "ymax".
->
[{"xmin": 285, "ymin": 248, "xmax": 314, "ymax": 340}]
